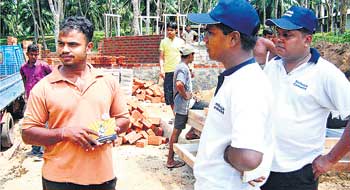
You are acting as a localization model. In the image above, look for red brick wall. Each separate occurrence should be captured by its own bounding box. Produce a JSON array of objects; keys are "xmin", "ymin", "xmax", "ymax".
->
[{"xmin": 99, "ymin": 35, "xmax": 163, "ymax": 64}]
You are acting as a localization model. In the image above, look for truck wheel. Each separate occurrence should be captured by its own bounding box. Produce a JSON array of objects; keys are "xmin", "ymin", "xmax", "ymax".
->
[{"xmin": 1, "ymin": 113, "xmax": 14, "ymax": 148}]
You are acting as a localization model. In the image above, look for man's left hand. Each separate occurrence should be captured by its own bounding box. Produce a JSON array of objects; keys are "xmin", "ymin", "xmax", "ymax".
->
[{"xmin": 312, "ymin": 154, "xmax": 334, "ymax": 179}]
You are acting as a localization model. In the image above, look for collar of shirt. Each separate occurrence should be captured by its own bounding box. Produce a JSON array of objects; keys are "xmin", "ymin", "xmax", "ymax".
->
[
  {"xmin": 24, "ymin": 60, "xmax": 42, "ymax": 68},
  {"xmin": 47, "ymin": 63, "xmax": 104, "ymax": 84},
  {"xmin": 214, "ymin": 58, "xmax": 256, "ymax": 96}
]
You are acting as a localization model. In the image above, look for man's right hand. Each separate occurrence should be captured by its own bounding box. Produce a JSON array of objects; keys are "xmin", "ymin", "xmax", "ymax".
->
[
  {"xmin": 185, "ymin": 92, "xmax": 192, "ymax": 100},
  {"xmin": 159, "ymin": 72, "xmax": 165, "ymax": 79},
  {"xmin": 62, "ymin": 127, "xmax": 100, "ymax": 151}
]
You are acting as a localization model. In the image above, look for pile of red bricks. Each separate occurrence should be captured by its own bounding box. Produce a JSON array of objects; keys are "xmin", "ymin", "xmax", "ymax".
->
[
  {"xmin": 132, "ymin": 78, "xmax": 165, "ymax": 103},
  {"xmin": 117, "ymin": 99, "xmax": 167, "ymax": 148}
]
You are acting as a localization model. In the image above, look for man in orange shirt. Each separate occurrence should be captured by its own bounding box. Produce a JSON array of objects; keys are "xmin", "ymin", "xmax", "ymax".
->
[{"xmin": 21, "ymin": 16, "xmax": 130, "ymax": 190}]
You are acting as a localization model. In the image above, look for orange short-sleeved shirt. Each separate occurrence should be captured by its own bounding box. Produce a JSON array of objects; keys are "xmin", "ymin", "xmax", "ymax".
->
[{"xmin": 22, "ymin": 64, "xmax": 129, "ymax": 185}]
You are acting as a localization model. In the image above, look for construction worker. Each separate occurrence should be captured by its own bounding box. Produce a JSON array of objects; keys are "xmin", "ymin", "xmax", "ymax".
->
[
  {"xmin": 20, "ymin": 43, "xmax": 52, "ymax": 157},
  {"xmin": 182, "ymin": 24, "xmax": 198, "ymax": 44},
  {"xmin": 159, "ymin": 22, "xmax": 185, "ymax": 111},
  {"xmin": 166, "ymin": 44, "xmax": 195, "ymax": 169}
]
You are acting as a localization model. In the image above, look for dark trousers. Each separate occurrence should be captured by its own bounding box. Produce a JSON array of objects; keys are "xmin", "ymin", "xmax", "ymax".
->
[
  {"xmin": 191, "ymin": 100, "xmax": 209, "ymax": 110},
  {"xmin": 261, "ymin": 164, "xmax": 318, "ymax": 190},
  {"xmin": 42, "ymin": 177, "xmax": 117, "ymax": 190},
  {"xmin": 163, "ymin": 72, "xmax": 174, "ymax": 105}
]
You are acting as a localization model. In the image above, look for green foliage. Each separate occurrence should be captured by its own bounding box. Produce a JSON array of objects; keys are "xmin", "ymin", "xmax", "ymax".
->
[
  {"xmin": 92, "ymin": 31, "xmax": 106, "ymax": 51},
  {"xmin": 0, "ymin": 31, "xmax": 106, "ymax": 53},
  {"xmin": 313, "ymin": 31, "xmax": 350, "ymax": 44}
]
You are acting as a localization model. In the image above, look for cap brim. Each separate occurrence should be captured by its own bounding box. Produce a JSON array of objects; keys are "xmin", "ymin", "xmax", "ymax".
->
[
  {"xmin": 187, "ymin": 13, "xmax": 220, "ymax": 25},
  {"xmin": 266, "ymin": 18, "xmax": 302, "ymax": 30}
]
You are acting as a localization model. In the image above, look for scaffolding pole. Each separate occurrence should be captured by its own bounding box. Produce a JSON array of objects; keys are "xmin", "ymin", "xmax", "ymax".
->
[
  {"xmin": 103, "ymin": 13, "xmax": 122, "ymax": 37},
  {"xmin": 138, "ymin": 16, "xmax": 160, "ymax": 35},
  {"xmin": 162, "ymin": 13, "xmax": 187, "ymax": 38}
]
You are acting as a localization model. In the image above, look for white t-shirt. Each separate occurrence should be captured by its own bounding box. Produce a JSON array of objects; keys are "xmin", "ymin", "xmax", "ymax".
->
[
  {"xmin": 264, "ymin": 48, "xmax": 350, "ymax": 172},
  {"xmin": 194, "ymin": 60, "xmax": 274, "ymax": 190},
  {"xmin": 182, "ymin": 30, "xmax": 198, "ymax": 44}
]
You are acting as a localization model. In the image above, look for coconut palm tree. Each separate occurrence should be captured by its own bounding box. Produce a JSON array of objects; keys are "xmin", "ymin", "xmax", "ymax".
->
[{"xmin": 339, "ymin": 0, "xmax": 348, "ymax": 34}]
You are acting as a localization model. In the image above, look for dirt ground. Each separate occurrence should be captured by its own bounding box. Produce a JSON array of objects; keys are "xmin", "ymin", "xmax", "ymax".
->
[{"xmin": 314, "ymin": 41, "xmax": 350, "ymax": 80}]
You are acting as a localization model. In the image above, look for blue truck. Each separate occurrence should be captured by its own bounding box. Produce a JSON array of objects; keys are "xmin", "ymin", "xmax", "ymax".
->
[{"xmin": 0, "ymin": 45, "xmax": 25, "ymax": 151}]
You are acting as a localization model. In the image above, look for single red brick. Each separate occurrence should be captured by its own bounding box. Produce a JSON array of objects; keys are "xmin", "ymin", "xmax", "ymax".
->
[
  {"xmin": 136, "ymin": 139, "xmax": 148, "ymax": 148},
  {"xmin": 153, "ymin": 127, "xmax": 163, "ymax": 136},
  {"xmin": 146, "ymin": 129, "xmax": 156, "ymax": 136},
  {"xmin": 141, "ymin": 118, "xmax": 153, "ymax": 129},
  {"xmin": 148, "ymin": 136, "xmax": 163, "ymax": 146},
  {"xmin": 140, "ymin": 130, "xmax": 149, "ymax": 139}
]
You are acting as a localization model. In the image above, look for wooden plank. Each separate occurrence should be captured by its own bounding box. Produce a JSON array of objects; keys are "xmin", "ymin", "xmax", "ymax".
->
[
  {"xmin": 187, "ymin": 110, "xmax": 206, "ymax": 132},
  {"xmin": 173, "ymin": 143, "xmax": 198, "ymax": 168}
]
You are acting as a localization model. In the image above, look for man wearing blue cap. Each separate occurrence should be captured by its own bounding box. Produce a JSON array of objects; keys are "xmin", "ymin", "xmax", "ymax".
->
[
  {"xmin": 188, "ymin": 0, "xmax": 274, "ymax": 189},
  {"xmin": 262, "ymin": 6, "xmax": 350, "ymax": 190}
]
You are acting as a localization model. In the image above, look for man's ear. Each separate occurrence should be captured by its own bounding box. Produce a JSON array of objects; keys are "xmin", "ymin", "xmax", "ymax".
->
[
  {"xmin": 305, "ymin": 34, "xmax": 313, "ymax": 45},
  {"xmin": 228, "ymin": 31, "xmax": 240, "ymax": 47},
  {"xmin": 303, "ymin": 34, "xmax": 312, "ymax": 48},
  {"xmin": 86, "ymin": 42, "xmax": 94, "ymax": 52}
]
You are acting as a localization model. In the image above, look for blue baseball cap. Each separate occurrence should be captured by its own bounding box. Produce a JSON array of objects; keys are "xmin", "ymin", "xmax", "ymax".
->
[
  {"xmin": 187, "ymin": 0, "xmax": 260, "ymax": 36},
  {"xmin": 266, "ymin": 6, "xmax": 317, "ymax": 33}
]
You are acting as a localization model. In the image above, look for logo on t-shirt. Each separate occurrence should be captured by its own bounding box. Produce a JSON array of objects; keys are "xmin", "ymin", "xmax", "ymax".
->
[
  {"xmin": 293, "ymin": 80, "xmax": 308, "ymax": 90},
  {"xmin": 214, "ymin": 102, "xmax": 225, "ymax": 114}
]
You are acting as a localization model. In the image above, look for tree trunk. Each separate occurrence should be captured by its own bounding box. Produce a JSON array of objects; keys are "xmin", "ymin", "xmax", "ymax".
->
[
  {"xmin": 48, "ymin": 0, "xmax": 63, "ymax": 52},
  {"xmin": 274, "ymin": 0, "xmax": 279, "ymax": 18},
  {"xmin": 156, "ymin": 0, "xmax": 160, "ymax": 18},
  {"xmin": 14, "ymin": 0, "xmax": 19, "ymax": 36},
  {"xmin": 324, "ymin": 0, "xmax": 334, "ymax": 32},
  {"xmin": 280, "ymin": 0, "xmax": 284, "ymax": 16},
  {"xmin": 340, "ymin": 0, "xmax": 348, "ymax": 34},
  {"xmin": 146, "ymin": 0, "xmax": 150, "ymax": 34},
  {"xmin": 156, "ymin": 0, "xmax": 160, "ymax": 34},
  {"xmin": 78, "ymin": 0, "xmax": 84, "ymax": 16},
  {"xmin": 131, "ymin": 0, "xmax": 141, "ymax": 35},
  {"xmin": 28, "ymin": 2, "xmax": 39, "ymax": 44},
  {"xmin": 107, "ymin": 0, "xmax": 113, "ymax": 36},
  {"xmin": 37, "ymin": 0, "xmax": 47, "ymax": 50},
  {"xmin": 263, "ymin": 0, "xmax": 266, "ymax": 28}
]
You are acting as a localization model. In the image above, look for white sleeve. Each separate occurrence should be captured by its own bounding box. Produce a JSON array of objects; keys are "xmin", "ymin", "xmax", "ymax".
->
[{"xmin": 322, "ymin": 63, "xmax": 350, "ymax": 120}]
